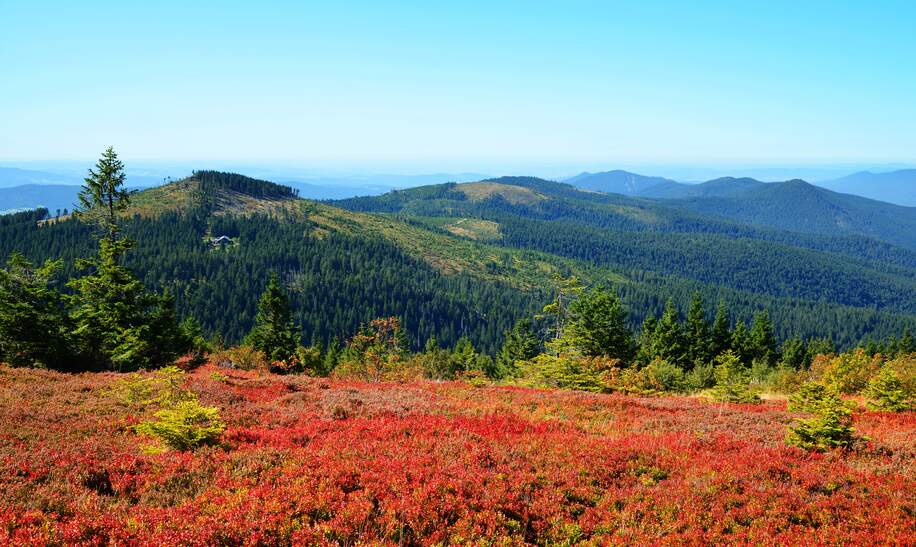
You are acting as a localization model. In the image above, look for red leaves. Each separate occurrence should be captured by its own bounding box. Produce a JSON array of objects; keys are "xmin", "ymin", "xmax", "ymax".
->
[{"xmin": 0, "ymin": 364, "xmax": 912, "ymax": 544}]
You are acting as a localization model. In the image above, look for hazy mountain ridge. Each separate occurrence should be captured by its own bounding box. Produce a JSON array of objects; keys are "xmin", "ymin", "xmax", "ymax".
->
[
  {"xmin": 817, "ymin": 169, "xmax": 916, "ymax": 206},
  {"xmin": 655, "ymin": 178, "xmax": 916, "ymax": 250}
]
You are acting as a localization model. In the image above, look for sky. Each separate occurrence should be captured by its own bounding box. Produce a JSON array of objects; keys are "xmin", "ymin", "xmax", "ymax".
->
[{"xmin": 2, "ymin": 1, "xmax": 916, "ymax": 175}]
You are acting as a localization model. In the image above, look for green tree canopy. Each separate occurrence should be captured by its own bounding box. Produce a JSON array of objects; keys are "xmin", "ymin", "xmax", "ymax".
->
[
  {"xmin": 685, "ymin": 292, "xmax": 711, "ymax": 368},
  {"xmin": 0, "ymin": 253, "xmax": 71, "ymax": 369},
  {"xmin": 652, "ymin": 298, "xmax": 686, "ymax": 367},
  {"xmin": 245, "ymin": 273, "xmax": 300, "ymax": 362},
  {"xmin": 495, "ymin": 318, "xmax": 540, "ymax": 378},
  {"xmin": 77, "ymin": 146, "xmax": 131, "ymax": 239},
  {"xmin": 565, "ymin": 286, "xmax": 635, "ymax": 363}
]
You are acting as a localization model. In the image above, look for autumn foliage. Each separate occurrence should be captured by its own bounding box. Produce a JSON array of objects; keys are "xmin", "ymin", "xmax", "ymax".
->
[{"xmin": 0, "ymin": 364, "xmax": 913, "ymax": 545}]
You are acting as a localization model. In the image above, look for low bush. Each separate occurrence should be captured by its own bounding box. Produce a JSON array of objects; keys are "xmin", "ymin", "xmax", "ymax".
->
[
  {"xmin": 686, "ymin": 362, "xmax": 715, "ymax": 391},
  {"xmin": 710, "ymin": 351, "xmax": 760, "ymax": 404},
  {"xmin": 809, "ymin": 349, "xmax": 881, "ymax": 394},
  {"xmin": 109, "ymin": 365, "xmax": 190, "ymax": 411},
  {"xmin": 134, "ymin": 398, "xmax": 225, "ymax": 452},
  {"xmin": 643, "ymin": 358, "xmax": 686, "ymax": 393},
  {"xmin": 211, "ymin": 346, "xmax": 269, "ymax": 371},
  {"xmin": 517, "ymin": 352, "xmax": 619, "ymax": 393},
  {"xmin": 865, "ymin": 366, "xmax": 913, "ymax": 412},
  {"xmin": 786, "ymin": 382, "xmax": 855, "ymax": 451}
]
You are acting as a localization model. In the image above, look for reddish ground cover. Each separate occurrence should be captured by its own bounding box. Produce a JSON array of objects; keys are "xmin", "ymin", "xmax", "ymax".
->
[{"xmin": 0, "ymin": 365, "xmax": 913, "ymax": 545}]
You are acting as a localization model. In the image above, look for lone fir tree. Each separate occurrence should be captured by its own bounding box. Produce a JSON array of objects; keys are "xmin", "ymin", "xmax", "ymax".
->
[
  {"xmin": 246, "ymin": 273, "xmax": 300, "ymax": 362},
  {"xmin": 77, "ymin": 146, "xmax": 132, "ymax": 240}
]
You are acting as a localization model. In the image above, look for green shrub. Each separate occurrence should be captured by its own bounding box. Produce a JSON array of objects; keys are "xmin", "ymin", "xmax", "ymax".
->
[
  {"xmin": 710, "ymin": 351, "xmax": 760, "ymax": 404},
  {"xmin": 517, "ymin": 352, "xmax": 618, "ymax": 393},
  {"xmin": 769, "ymin": 364, "xmax": 805, "ymax": 394},
  {"xmin": 865, "ymin": 366, "xmax": 913, "ymax": 412},
  {"xmin": 134, "ymin": 398, "xmax": 225, "ymax": 452},
  {"xmin": 749, "ymin": 359, "xmax": 773, "ymax": 384},
  {"xmin": 212, "ymin": 346, "xmax": 269, "ymax": 371},
  {"xmin": 787, "ymin": 381, "xmax": 832, "ymax": 413},
  {"xmin": 643, "ymin": 358, "xmax": 686, "ymax": 393},
  {"xmin": 786, "ymin": 383, "xmax": 855, "ymax": 451},
  {"xmin": 810, "ymin": 349, "xmax": 881, "ymax": 394},
  {"xmin": 686, "ymin": 362, "xmax": 715, "ymax": 391},
  {"xmin": 110, "ymin": 365, "xmax": 190, "ymax": 410}
]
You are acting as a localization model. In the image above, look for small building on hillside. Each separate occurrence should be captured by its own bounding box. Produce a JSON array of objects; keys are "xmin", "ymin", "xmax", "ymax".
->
[{"xmin": 211, "ymin": 235, "xmax": 233, "ymax": 247}]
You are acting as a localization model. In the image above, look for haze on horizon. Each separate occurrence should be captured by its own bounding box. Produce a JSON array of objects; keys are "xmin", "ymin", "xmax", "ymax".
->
[{"xmin": 3, "ymin": 1, "xmax": 916, "ymax": 169}]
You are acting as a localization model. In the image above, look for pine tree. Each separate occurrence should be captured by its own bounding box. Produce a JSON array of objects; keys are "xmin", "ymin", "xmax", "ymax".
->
[
  {"xmin": 749, "ymin": 310, "xmax": 778, "ymax": 365},
  {"xmin": 565, "ymin": 286, "xmax": 635, "ymax": 362},
  {"xmin": 324, "ymin": 336, "xmax": 341, "ymax": 373},
  {"xmin": 76, "ymin": 146, "xmax": 131, "ymax": 240},
  {"xmin": 0, "ymin": 253, "xmax": 71, "ymax": 369},
  {"xmin": 68, "ymin": 148, "xmax": 189, "ymax": 370},
  {"xmin": 636, "ymin": 315, "xmax": 658, "ymax": 365},
  {"xmin": 539, "ymin": 274, "xmax": 583, "ymax": 343},
  {"xmin": 453, "ymin": 336, "xmax": 483, "ymax": 374},
  {"xmin": 710, "ymin": 300, "xmax": 731, "ymax": 358},
  {"xmin": 495, "ymin": 318, "xmax": 540, "ymax": 378},
  {"xmin": 730, "ymin": 321, "xmax": 751, "ymax": 365},
  {"xmin": 652, "ymin": 299, "xmax": 686, "ymax": 368},
  {"xmin": 685, "ymin": 292, "xmax": 711, "ymax": 369},
  {"xmin": 245, "ymin": 273, "xmax": 300, "ymax": 362},
  {"xmin": 780, "ymin": 337, "xmax": 807, "ymax": 369},
  {"xmin": 899, "ymin": 327, "xmax": 915, "ymax": 355},
  {"xmin": 68, "ymin": 237, "xmax": 188, "ymax": 370},
  {"xmin": 806, "ymin": 337, "xmax": 836, "ymax": 361}
]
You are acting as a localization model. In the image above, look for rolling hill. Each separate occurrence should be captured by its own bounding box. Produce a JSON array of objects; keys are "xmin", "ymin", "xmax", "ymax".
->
[
  {"xmin": 817, "ymin": 169, "xmax": 916, "ymax": 206},
  {"xmin": 564, "ymin": 170, "xmax": 683, "ymax": 197},
  {"xmin": 3, "ymin": 171, "xmax": 915, "ymax": 352},
  {"xmin": 335, "ymin": 175, "xmax": 916, "ymax": 341},
  {"xmin": 657, "ymin": 179, "xmax": 916, "ymax": 250}
]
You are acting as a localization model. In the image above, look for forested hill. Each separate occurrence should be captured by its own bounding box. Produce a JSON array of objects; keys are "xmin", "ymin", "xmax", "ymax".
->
[
  {"xmin": 334, "ymin": 176, "xmax": 916, "ymax": 342},
  {"xmin": 563, "ymin": 172, "xmax": 916, "ymax": 250},
  {"xmin": 657, "ymin": 179, "xmax": 916, "ymax": 250},
  {"xmin": 2, "ymin": 171, "xmax": 915, "ymax": 352}
]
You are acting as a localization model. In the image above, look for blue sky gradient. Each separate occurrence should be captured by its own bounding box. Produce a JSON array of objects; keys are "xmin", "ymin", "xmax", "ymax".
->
[{"xmin": 3, "ymin": 1, "xmax": 915, "ymax": 171}]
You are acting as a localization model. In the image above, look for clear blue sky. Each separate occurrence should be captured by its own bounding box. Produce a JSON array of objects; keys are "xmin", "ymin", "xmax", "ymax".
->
[{"xmin": 3, "ymin": 1, "xmax": 915, "ymax": 169}]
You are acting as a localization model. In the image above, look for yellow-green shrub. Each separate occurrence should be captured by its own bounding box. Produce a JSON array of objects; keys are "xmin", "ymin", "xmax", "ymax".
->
[
  {"xmin": 809, "ymin": 349, "xmax": 881, "ymax": 394},
  {"xmin": 865, "ymin": 366, "xmax": 913, "ymax": 412},
  {"xmin": 786, "ymin": 381, "xmax": 855, "ymax": 451},
  {"xmin": 134, "ymin": 399, "xmax": 225, "ymax": 452}
]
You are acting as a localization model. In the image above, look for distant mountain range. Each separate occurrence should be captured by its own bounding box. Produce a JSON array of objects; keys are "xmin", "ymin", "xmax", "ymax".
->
[
  {"xmin": 0, "ymin": 166, "xmax": 489, "ymax": 209},
  {"xmin": 817, "ymin": 170, "xmax": 916, "ymax": 206},
  {"xmin": 564, "ymin": 170, "xmax": 683, "ymax": 197},
  {"xmin": 565, "ymin": 168, "xmax": 916, "ymax": 207},
  {"xmin": 565, "ymin": 170, "xmax": 916, "ymax": 250},
  {"xmin": 0, "ymin": 185, "xmax": 80, "ymax": 216},
  {"xmin": 0, "ymin": 167, "xmax": 80, "ymax": 187}
]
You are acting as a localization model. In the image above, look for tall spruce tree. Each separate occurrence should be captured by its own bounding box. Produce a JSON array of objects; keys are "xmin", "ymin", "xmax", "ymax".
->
[
  {"xmin": 749, "ymin": 310, "xmax": 778, "ymax": 365},
  {"xmin": 730, "ymin": 321, "xmax": 751, "ymax": 366},
  {"xmin": 76, "ymin": 146, "xmax": 131, "ymax": 240},
  {"xmin": 899, "ymin": 327, "xmax": 914, "ymax": 355},
  {"xmin": 0, "ymin": 254, "xmax": 71, "ymax": 369},
  {"xmin": 495, "ymin": 318, "xmax": 540, "ymax": 378},
  {"xmin": 710, "ymin": 300, "xmax": 732, "ymax": 358},
  {"xmin": 565, "ymin": 286, "xmax": 635, "ymax": 362},
  {"xmin": 685, "ymin": 292, "xmax": 711, "ymax": 369},
  {"xmin": 246, "ymin": 273, "xmax": 299, "ymax": 362},
  {"xmin": 68, "ymin": 147, "xmax": 189, "ymax": 370},
  {"xmin": 636, "ymin": 315, "xmax": 658, "ymax": 365},
  {"xmin": 652, "ymin": 298, "xmax": 686, "ymax": 368}
]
